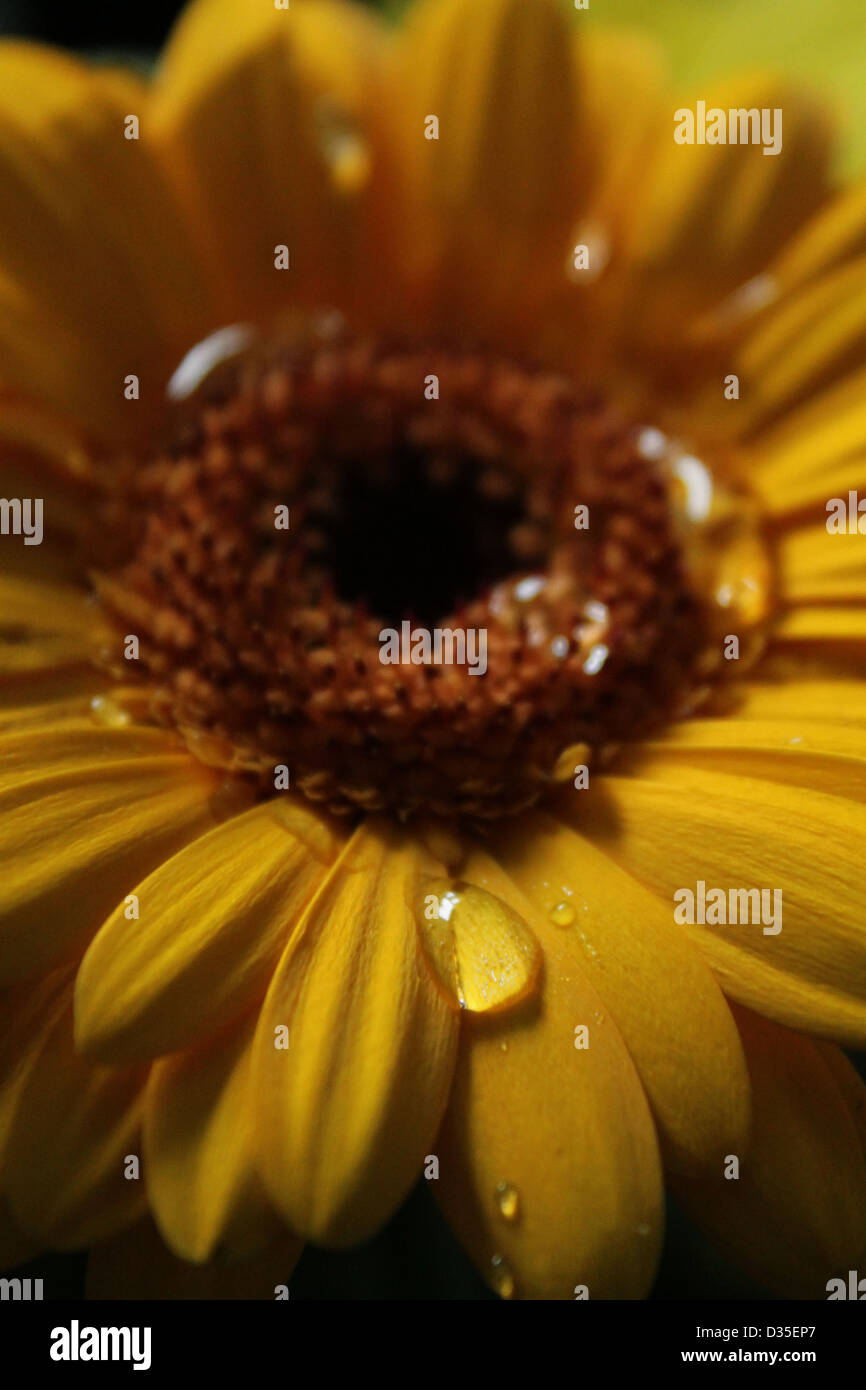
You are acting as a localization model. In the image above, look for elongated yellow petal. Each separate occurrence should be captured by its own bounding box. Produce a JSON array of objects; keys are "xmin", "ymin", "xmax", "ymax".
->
[
  {"xmin": 772, "ymin": 180, "xmax": 866, "ymax": 295},
  {"xmin": 0, "ymin": 988, "xmax": 146, "ymax": 1249},
  {"xmin": 75, "ymin": 798, "xmax": 340, "ymax": 1064},
  {"xmin": 252, "ymin": 819, "xmax": 458, "ymax": 1246},
  {"xmin": 393, "ymin": 0, "xmax": 580, "ymax": 341},
  {"xmin": 0, "ymin": 1196, "xmax": 39, "ymax": 1271},
  {"xmin": 0, "ymin": 44, "xmax": 214, "ymax": 437},
  {"xmin": 777, "ymin": 521, "xmax": 866, "ymax": 605},
  {"xmin": 773, "ymin": 604, "xmax": 866, "ymax": 643},
  {"xmin": 674, "ymin": 1007, "xmax": 866, "ymax": 1298},
  {"xmin": 738, "ymin": 253, "xmax": 866, "ymax": 429},
  {"xmin": 489, "ymin": 812, "xmax": 750, "ymax": 1175},
  {"xmin": 643, "ymin": 715, "xmax": 866, "ymax": 801},
  {"xmin": 434, "ymin": 848, "xmax": 663, "ymax": 1300},
  {"xmin": 87, "ymin": 1218, "xmax": 301, "ymax": 1299},
  {"xmin": 153, "ymin": 0, "xmax": 390, "ymax": 326},
  {"xmin": 555, "ymin": 761, "xmax": 866, "ymax": 1044},
  {"xmin": 624, "ymin": 76, "xmax": 832, "ymax": 286},
  {"xmin": 145, "ymin": 1014, "xmax": 284, "ymax": 1263},
  {"xmin": 0, "ymin": 965, "xmax": 72, "ymax": 1158},
  {"xmin": 737, "ymin": 675, "xmax": 866, "ymax": 725},
  {"xmin": 0, "ymin": 738, "xmax": 219, "ymax": 984},
  {"xmin": 749, "ymin": 362, "xmax": 866, "ymax": 515}
]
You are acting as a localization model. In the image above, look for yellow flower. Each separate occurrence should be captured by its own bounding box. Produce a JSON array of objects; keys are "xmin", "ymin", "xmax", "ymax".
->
[{"xmin": 1, "ymin": 0, "xmax": 866, "ymax": 1301}]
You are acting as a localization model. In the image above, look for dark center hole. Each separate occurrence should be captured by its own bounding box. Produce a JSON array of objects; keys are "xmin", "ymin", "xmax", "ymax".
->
[{"xmin": 317, "ymin": 448, "xmax": 543, "ymax": 628}]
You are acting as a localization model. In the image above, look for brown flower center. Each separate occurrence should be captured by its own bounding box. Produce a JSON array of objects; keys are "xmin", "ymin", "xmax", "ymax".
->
[{"xmin": 89, "ymin": 331, "xmax": 743, "ymax": 821}]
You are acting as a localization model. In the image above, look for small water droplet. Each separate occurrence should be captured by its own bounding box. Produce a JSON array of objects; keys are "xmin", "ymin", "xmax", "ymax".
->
[
  {"xmin": 582, "ymin": 642, "xmax": 609, "ymax": 676},
  {"xmin": 89, "ymin": 694, "xmax": 131, "ymax": 728},
  {"xmin": 495, "ymin": 1182, "xmax": 520, "ymax": 1223},
  {"xmin": 166, "ymin": 323, "xmax": 254, "ymax": 402},
  {"xmin": 490, "ymin": 1253, "xmax": 516, "ymax": 1299},
  {"xmin": 316, "ymin": 98, "xmax": 371, "ymax": 193},
  {"xmin": 550, "ymin": 901, "xmax": 575, "ymax": 927},
  {"xmin": 635, "ymin": 426, "xmax": 668, "ymax": 461}
]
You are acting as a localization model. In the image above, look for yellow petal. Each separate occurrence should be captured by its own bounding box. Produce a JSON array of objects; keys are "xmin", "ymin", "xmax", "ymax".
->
[
  {"xmin": 86, "ymin": 1218, "xmax": 301, "ymax": 1299},
  {"xmin": 252, "ymin": 819, "xmax": 458, "ymax": 1246},
  {"xmin": 434, "ymin": 847, "xmax": 663, "ymax": 1300},
  {"xmin": 152, "ymin": 0, "xmax": 390, "ymax": 326},
  {"xmin": 623, "ymin": 76, "xmax": 832, "ymax": 287},
  {"xmin": 0, "ymin": 986, "xmax": 146, "ymax": 1249},
  {"xmin": 0, "ymin": 575, "xmax": 101, "ymax": 674},
  {"xmin": 772, "ymin": 180, "xmax": 866, "ymax": 297},
  {"xmin": 75, "ymin": 798, "xmax": 340, "ymax": 1064},
  {"xmin": 0, "ymin": 576, "xmax": 95, "ymax": 642},
  {"xmin": 737, "ymin": 674, "xmax": 866, "ymax": 725},
  {"xmin": 749, "ymin": 362, "xmax": 866, "ymax": 516},
  {"xmin": 773, "ymin": 604, "xmax": 866, "ymax": 644},
  {"xmin": 0, "ymin": 44, "xmax": 214, "ymax": 436},
  {"xmin": 145, "ymin": 1014, "xmax": 284, "ymax": 1263},
  {"xmin": 777, "ymin": 520, "xmax": 866, "ymax": 605},
  {"xmin": 674, "ymin": 1006, "xmax": 866, "ymax": 1299},
  {"xmin": 489, "ymin": 812, "xmax": 750, "ymax": 1175},
  {"xmin": 393, "ymin": 0, "xmax": 580, "ymax": 341},
  {"xmin": 644, "ymin": 714, "xmax": 866, "ymax": 801},
  {"xmin": 737, "ymin": 253, "xmax": 866, "ymax": 430},
  {"xmin": 0, "ymin": 965, "xmax": 72, "ymax": 1158},
  {"xmin": 579, "ymin": 29, "xmax": 667, "ymax": 238},
  {"xmin": 554, "ymin": 760, "xmax": 866, "ymax": 1044},
  {"xmin": 0, "ymin": 735, "xmax": 219, "ymax": 984},
  {"xmin": 0, "ymin": 1196, "xmax": 39, "ymax": 1271}
]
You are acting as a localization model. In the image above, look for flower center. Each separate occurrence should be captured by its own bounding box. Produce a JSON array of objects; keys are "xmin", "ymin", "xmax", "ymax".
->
[{"xmin": 89, "ymin": 330, "xmax": 761, "ymax": 821}]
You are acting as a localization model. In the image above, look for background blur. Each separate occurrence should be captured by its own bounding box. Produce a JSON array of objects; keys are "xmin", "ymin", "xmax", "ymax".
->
[
  {"xmin": 3, "ymin": 0, "xmax": 865, "ymax": 175},
  {"xmin": 4, "ymin": 0, "xmax": 863, "ymax": 1301}
]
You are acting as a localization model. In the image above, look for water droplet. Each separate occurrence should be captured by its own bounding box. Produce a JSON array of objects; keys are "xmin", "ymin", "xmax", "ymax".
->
[
  {"xmin": 89, "ymin": 694, "xmax": 130, "ymax": 729},
  {"xmin": 490, "ymin": 1253, "xmax": 516, "ymax": 1300},
  {"xmin": 550, "ymin": 901, "xmax": 575, "ymax": 927},
  {"xmin": 514, "ymin": 574, "xmax": 546, "ymax": 602},
  {"xmin": 582, "ymin": 642, "xmax": 609, "ymax": 676},
  {"xmin": 166, "ymin": 324, "xmax": 254, "ymax": 402},
  {"xmin": 495, "ymin": 1183, "xmax": 520, "ymax": 1223},
  {"xmin": 583, "ymin": 599, "xmax": 609, "ymax": 625},
  {"xmin": 550, "ymin": 635, "xmax": 570, "ymax": 660},
  {"xmin": 635, "ymin": 426, "xmax": 668, "ymax": 461},
  {"xmin": 671, "ymin": 453, "xmax": 714, "ymax": 523},
  {"xmin": 416, "ymin": 878, "xmax": 541, "ymax": 1014},
  {"xmin": 316, "ymin": 99, "xmax": 371, "ymax": 194}
]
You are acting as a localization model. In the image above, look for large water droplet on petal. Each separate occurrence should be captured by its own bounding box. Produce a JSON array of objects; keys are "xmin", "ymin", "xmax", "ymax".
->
[{"xmin": 417, "ymin": 879, "xmax": 541, "ymax": 1014}]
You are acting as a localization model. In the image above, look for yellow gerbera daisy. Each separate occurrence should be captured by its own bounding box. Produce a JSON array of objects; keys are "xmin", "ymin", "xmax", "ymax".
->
[{"xmin": 2, "ymin": 0, "xmax": 866, "ymax": 1303}]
